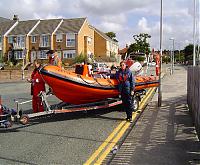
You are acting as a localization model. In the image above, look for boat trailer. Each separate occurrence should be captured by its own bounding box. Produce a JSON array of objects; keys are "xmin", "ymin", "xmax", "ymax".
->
[{"xmin": 0, "ymin": 89, "xmax": 146, "ymax": 127}]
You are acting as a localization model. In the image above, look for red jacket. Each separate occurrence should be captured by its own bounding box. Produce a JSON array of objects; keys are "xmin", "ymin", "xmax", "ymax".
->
[{"xmin": 31, "ymin": 68, "xmax": 45, "ymax": 96}]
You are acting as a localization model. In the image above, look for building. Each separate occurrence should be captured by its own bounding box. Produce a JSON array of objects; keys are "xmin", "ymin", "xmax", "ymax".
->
[
  {"xmin": 118, "ymin": 44, "xmax": 129, "ymax": 59},
  {"xmin": 0, "ymin": 17, "xmax": 17, "ymax": 60},
  {"xmin": 0, "ymin": 16, "xmax": 119, "ymax": 64},
  {"xmin": 92, "ymin": 26, "xmax": 118, "ymax": 61}
]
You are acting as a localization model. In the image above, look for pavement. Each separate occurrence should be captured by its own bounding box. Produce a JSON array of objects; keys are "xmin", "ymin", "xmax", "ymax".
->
[{"xmin": 107, "ymin": 65, "xmax": 200, "ymax": 165}]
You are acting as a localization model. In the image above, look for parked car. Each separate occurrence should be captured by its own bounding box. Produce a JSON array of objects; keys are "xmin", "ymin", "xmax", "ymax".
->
[
  {"xmin": 92, "ymin": 62, "xmax": 111, "ymax": 73},
  {"xmin": 0, "ymin": 63, "xmax": 4, "ymax": 70}
]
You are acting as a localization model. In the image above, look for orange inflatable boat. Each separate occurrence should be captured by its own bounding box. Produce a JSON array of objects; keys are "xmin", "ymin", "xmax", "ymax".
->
[{"xmin": 39, "ymin": 65, "xmax": 159, "ymax": 104}]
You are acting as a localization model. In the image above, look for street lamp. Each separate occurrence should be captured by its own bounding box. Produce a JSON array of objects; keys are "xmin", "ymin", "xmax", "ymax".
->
[
  {"xmin": 177, "ymin": 42, "xmax": 181, "ymax": 63},
  {"xmin": 193, "ymin": 0, "xmax": 196, "ymax": 66},
  {"xmin": 169, "ymin": 38, "xmax": 175, "ymax": 74},
  {"xmin": 158, "ymin": 0, "xmax": 163, "ymax": 107},
  {"xmin": 22, "ymin": 48, "xmax": 26, "ymax": 80}
]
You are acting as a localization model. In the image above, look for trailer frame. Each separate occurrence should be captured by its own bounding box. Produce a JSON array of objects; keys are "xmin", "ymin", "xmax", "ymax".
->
[{"xmin": 0, "ymin": 89, "xmax": 145, "ymax": 126}]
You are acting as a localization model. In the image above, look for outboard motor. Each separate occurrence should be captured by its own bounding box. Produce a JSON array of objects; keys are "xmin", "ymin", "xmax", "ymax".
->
[{"xmin": 129, "ymin": 62, "xmax": 143, "ymax": 76}]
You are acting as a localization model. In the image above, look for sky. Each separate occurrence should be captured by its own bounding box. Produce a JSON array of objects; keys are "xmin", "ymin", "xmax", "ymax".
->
[{"xmin": 0, "ymin": 0, "xmax": 196, "ymax": 50}]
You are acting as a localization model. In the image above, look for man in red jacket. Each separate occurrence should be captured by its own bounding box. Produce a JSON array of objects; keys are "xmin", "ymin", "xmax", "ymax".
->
[
  {"xmin": 46, "ymin": 50, "xmax": 62, "ymax": 68},
  {"xmin": 27, "ymin": 60, "xmax": 45, "ymax": 113}
]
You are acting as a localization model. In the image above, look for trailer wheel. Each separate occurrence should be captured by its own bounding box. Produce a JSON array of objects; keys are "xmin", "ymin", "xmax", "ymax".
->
[
  {"xmin": 20, "ymin": 115, "xmax": 29, "ymax": 125},
  {"xmin": 133, "ymin": 96, "xmax": 139, "ymax": 111},
  {"xmin": 3, "ymin": 120, "xmax": 13, "ymax": 128}
]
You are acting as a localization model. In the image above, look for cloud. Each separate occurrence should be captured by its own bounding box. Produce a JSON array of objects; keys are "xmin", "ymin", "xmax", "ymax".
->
[
  {"xmin": 77, "ymin": 0, "xmax": 157, "ymax": 16},
  {"xmin": 138, "ymin": 17, "xmax": 151, "ymax": 33},
  {"xmin": 99, "ymin": 22, "xmax": 123, "ymax": 32},
  {"xmin": 0, "ymin": 0, "xmax": 195, "ymax": 50},
  {"xmin": 0, "ymin": 0, "xmax": 63, "ymax": 20}
]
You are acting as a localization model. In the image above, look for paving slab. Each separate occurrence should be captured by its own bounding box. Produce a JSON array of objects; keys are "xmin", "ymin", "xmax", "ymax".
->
[{"xmin": 109, "ymin": 65, "xmax": 200, "ymax": 165}]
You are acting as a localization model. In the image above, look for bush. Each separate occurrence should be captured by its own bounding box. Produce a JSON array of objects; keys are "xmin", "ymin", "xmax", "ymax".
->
[
  {"xmin": 95, "ymin": 56, "xmax": 117, "ymax": 62},
  {"xmin": 0, "ymin": 55, "xmax": 3, "ymax": 63},
  {"xmin": 73, "ymin": 53, "xmax": 87, "ymax": 64}
]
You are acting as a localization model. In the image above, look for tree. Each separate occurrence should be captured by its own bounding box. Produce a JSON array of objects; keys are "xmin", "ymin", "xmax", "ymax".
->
[
  {"xmin": 184, "ymin": 44, "xmax": 193, "ymax": 62},
  {"xmin": 105, "ymin": 32, "xmax": 118, "ymax": 42},
  {"xmin": 127, "ymin": 33, "xmax": 151, "ymax": 55}
]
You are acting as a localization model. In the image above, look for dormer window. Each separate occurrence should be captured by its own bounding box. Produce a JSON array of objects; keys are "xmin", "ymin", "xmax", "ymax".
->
[
  {"xmin": 8, "ymin": 36, "xmax": 13, "ymax": 43},
  {"xmin": 66, "ymin": 34, "xmax": 75, "ymax": 47},
  {"xmin": 40, "ymin": 35, "xmax": 49, "ymax": 47},
  {"xmin": 56, "ymin": 34, "xmax": 63, "ymax": 42},
  {"xmin": 11, "ymin": 36, "xmax": 25, "ymax": 49},
  {"xmin": 32, "ymin": 36, "xmax": 37, "ymax": 43},
  {"xmin": 87, "ymin": 37, "xmax": 92, "ymax": 45}
]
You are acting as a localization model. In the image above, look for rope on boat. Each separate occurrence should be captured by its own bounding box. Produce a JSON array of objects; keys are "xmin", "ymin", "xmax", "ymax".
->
[
  {"xmin": 77, "ymin": 75, "xmax": 97, "ymax": 85},
  {"xmin": 39, "ymin": 65, "xmax": 51, "ymax": 90},
  {"xmin": 78, "ymin": 74, "xmax": 115, "ymax": 87},
  {"xmin": 95, "ymin": 78, "xmax": 113, "ymax": 87}
]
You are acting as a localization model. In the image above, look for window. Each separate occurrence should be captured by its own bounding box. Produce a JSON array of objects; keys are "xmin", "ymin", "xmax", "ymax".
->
[
  {"xmin": 66, "ymin": 34, "xmax": 75, "ymax": 47},
  {"xmin": 32, "ymin": 36, "xmax": 37, "ymax": 43},
  {"xmin": 18, "ymin": 36, "xmax": 25, "ymax": 48},
  {"xmin": 63, "ymin": 50, "xmax": 76, "ymax": 59},
  {"xmin": 40, "ymin": 35, "xmax": 49, "ymax": 47},
  {"xmin": 87, "ymin": 37, "xmax": 92, "ymax": 45},
  {"xmin": 11, "ymin": 36, "xmax": 25, "ymax": 49},
  {"xmin": 8, "ymin": 36, "xmax": 13, "ymax": 43},
  {"xmin": 56, "ymin": 34, "xmax": 63, "ymax": 42},
  {"xmin": 38, "ymin": 50, "xmax": 47, "ymax": 59},
  {"xmin": 14, "ymin": 51, "xmax": 23, "ymax": 59}
]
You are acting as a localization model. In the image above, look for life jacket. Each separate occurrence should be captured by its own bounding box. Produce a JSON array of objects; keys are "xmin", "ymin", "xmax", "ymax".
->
[
  {"xmin": 118, "ymin": 69, "xmax": 129, "ymax": 83},
  {"xmin": 116, "ymin": 68, "xmax": 135, "ymax": 93},
  {"xmin": 31, "ymin": 68, "xmax": 45, "ymax": 96}
]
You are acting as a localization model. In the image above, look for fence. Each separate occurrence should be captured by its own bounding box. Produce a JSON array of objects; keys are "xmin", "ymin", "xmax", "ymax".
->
[
  {"xmin": 187, "ymin": 66, "xmax": 200, "ymax": 139},
  {"xmin": 0, "ymin": 70, "xmax": 31, "ymax": 81}
]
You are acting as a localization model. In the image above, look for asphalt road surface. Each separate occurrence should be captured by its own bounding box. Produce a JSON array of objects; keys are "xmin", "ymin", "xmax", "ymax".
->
[
  {"xmin": 0, "ymin": 65, "xmax": 160, "ymax": 164},
  {"xmin": 0, "ymin": 82, "xmax": 126, "ymax": 165}
]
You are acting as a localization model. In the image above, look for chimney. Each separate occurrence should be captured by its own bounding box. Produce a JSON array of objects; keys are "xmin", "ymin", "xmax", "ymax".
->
[{"xmin": 13, "ymin": 15, "xmax": 19, "ymax": 21}]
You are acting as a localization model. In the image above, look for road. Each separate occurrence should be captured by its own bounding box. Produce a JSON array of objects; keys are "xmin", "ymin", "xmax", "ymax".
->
[
  {"xmin": 0, "ymin": 65, "xmax": 161, "ymax": 164},
  {"xmin": 0, "ymin": 82, "xmax": 126, "ymax": 165}
]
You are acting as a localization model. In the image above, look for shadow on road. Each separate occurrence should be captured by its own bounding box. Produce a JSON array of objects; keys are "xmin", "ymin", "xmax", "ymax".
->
[
  {"xmin": 121, "ymin": 95, "xmax": 200, "ymax": 165},
  {"xmin": 0, "ymin": 104, "xmax": 124, "ymax": 133}
]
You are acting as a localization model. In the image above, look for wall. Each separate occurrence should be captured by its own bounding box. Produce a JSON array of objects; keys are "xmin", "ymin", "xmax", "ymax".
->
[
  {"xmin": 77, "ymin": 20, "xmax": 94, "ymax": 56},
  {"xmin": 0, "ymin": 69, "xmax": 32, "ymax": 82},
  {"xmin": 187, "ymin": 66, "xmax": 200, "ymax": 140},
  {"xmin": 94, "ymin": 31, "xmax": 106, "ymax": 58}
]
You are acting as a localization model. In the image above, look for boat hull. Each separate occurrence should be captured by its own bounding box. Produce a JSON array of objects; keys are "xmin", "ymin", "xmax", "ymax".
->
[{"xmin": 40, "ymin": 65, "xmax": 159, "ymax": 104}]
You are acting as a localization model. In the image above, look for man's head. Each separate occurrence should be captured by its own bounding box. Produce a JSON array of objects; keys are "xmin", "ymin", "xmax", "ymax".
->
[
  {"xmin": 33, "ymin": 59, "xmax": 40, "ymax": 68},
  {"xmin": 120, "ymin": 61, "xmax": 127, "ymax": 70},
  {"xmin": 46, "ymin": 50, "xmax": 55, "ymax": 57}
]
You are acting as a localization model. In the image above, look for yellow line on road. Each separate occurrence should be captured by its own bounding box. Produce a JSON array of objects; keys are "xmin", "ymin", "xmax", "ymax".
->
[
  {"xmin": 94, "ymin": 87, "xmax": 156, "ymax": 164},
  {"xmin": 84, "ymin": 121, "xmax": 126, "ymax": 165},
  {"xmin": 139, "ymin": 87, "xmax": 156, "ymax": 109},
  {"xmin": 85, "ymin": 87, "xmax": 157, "ymax": 165},
  {"xmin": 95, "ymin": 113, "xmax": 137, "ymax": 164}
]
